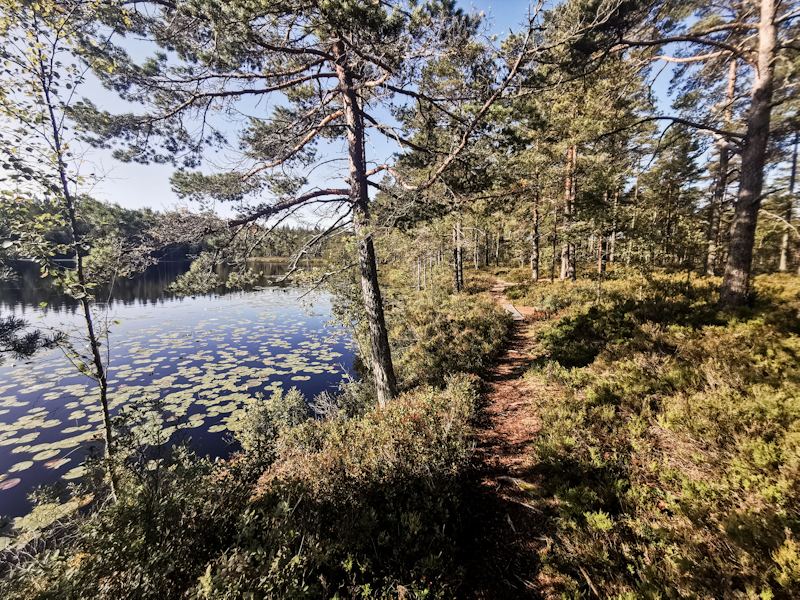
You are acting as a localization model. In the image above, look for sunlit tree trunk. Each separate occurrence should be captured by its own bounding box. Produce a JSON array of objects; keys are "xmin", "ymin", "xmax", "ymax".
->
[
  {"xmin": 596, "ymin": 234, "xmax": 605, "ymax": 304},
  {"xmin": 560, "ymin": 146, "xmax": 573, "ymax": 279},
  {"xmin": 609, "ymin": 191, "xmax": 618, "ymax": 263},
  {"xmin": 551, "ymin": 201, "xmax": 558, "ymax": 281},
  {"xmin": 40, "ymin": 53, "xmax": 117, "ymax": 501},
  {"xmin": 452, "ymin": 219, "xmax": 463, "ymax": 292},
  {"xmin": 531, "ymin": 189, "xmax": 539, "ymax": 283},
  {"xmin": 720, "ymin": 0, "xmax": 777, "ymax": 307},
  {"xmin": 334, "ymin": 41, "xmax": 397, "ymax": 405},
  {"xmin": 474, "ymin": 227, "xmax": 479, "ymax": 269},
  {"xmin": 779, "ymin": 132, "xmax": 797, "ymax": 272},
  {"xmin": 706, "ymin": 59, "xmax": 738, "ymax": 276}
]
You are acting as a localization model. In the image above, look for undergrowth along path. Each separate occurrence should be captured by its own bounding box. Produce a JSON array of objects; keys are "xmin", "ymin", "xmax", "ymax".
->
[{"xmin": 462, "ymin": 279, "xmax": 550, "ymax": 599}]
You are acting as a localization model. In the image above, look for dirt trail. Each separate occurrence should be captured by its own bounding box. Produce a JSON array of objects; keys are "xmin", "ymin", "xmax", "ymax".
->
[{"xmin": 461, "ymin": 279, "xmax": 549, "ymax": 599}]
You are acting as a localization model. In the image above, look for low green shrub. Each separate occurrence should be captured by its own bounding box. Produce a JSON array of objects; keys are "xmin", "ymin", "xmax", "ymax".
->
[
  {"xmin": 506, "ymin": 279, "xmax": 596, "ymax": 313},
  {"xmin": 196, "ymin": 374, "xmax": 482, "ymax": 599},
  {"xmin": 0, "ymin": 446, "xmax": 261, "ymax": 600},
  {"xmin": 0, "ymin": 375, "xmax": 481, "ymax": 600},
  {"xmin": 502, "ymin": 266, "xmax": 533, "ymax": 284},
  {"xmin": 391, "ymin": 289, "xmax": 511, "ymax": 388},
  {"xmin": 521, "ymin": 273, "xmax": 800, "ymax": 599},
  {"xmin": 265, "ymin": 373, "xmax": 479, "ymax": 494},
  {"xmin": 233, "ymin": 386, "xmax": 310, "ymax": 454},
  {"xmin": 463, "ymin": 269, "xmax": 495, "ymax": 294}
]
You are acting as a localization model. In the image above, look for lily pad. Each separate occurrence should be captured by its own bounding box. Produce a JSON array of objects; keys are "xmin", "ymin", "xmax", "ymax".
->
[
  {"xmin": 14, "ymin": 494, "xmax": 93, "ymax": 532},
  {"xmin": 0, "ymin": 478, "xmax": 21, "ymax": 490},
  {"xmin": 33, "ymin": 449, "xmax": 60, "ymax": 461},
  {"xmin": 44, "ymin": 458, "xmax": 71, "ymax": 469},
  {"xmin": 9, "ymin": 461, "xmax": 34, "ymax": 473},
  {"xmin": 62, "ymin": 466, "xmax": 86, "ymax": 481}
]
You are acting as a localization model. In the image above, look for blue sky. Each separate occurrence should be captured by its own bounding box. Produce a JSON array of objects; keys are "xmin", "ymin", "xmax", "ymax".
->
[{"xmin": 77, "ymin": 1, "xmax": 675, "ymax": 215}]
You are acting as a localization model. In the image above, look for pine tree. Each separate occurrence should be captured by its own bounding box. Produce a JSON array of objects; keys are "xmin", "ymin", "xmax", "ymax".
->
[{"xmin": 78, "ymin": 0, "xmax": 537, "ymax": 405}]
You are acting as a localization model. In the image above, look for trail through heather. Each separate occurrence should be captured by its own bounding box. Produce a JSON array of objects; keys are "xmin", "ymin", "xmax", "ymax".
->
[{"xmin": 461, "ymin": 279, "xmax": 552, "ymax": 599}]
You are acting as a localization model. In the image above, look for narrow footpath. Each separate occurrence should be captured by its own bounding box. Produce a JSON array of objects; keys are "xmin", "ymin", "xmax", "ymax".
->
[{"xmin": 462, "ymin": 279, "xmax": 550, "ymax": 599}]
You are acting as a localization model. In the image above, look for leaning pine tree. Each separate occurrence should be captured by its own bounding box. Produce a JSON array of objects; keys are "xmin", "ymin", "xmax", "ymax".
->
[{"xmin": 79, "ymin": 0, "xmax": 538, "ymax": 405}]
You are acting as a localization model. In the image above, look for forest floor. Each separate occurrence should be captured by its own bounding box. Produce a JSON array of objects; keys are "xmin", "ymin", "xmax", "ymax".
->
[{"xmin": 461, "ymin": 279, "xmax": 557, "ymax": 599}]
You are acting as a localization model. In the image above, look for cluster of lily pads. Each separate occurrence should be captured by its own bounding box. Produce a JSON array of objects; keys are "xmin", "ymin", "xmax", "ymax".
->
[{"xmin": 0, "ymin": 290, "xmax": 351, "ymax": 523}]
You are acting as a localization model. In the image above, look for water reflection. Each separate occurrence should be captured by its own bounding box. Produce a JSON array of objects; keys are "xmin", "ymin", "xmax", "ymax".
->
[
  {"xmin": 0, "ymin": 259, "xmax": 295, "ymax": 312},
  {"xmin": 0, "ymin": 260, "xmax": 353, "ymax": 522}
]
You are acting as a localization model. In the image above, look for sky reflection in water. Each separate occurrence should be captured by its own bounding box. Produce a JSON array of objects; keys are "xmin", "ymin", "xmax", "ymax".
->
[{"xmin": 0, "ymin": 262, "xmax": 353, "ymax": 520}]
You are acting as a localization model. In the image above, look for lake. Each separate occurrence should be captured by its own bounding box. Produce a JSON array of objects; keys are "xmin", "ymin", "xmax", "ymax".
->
[{"xmin": 0, "ymin": 261, "xmax": 354, "ymax": 522}]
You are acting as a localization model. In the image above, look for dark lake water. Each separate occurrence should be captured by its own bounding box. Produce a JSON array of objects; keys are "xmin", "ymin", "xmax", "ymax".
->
[{"xmin": 0, "ymin": 261, "xmax": 354, "ymax": 523}]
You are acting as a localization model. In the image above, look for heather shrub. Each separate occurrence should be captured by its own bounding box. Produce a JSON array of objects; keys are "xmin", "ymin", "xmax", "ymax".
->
[
  {"xmin": 233, "ymin": 386, "xmax": 310, "ymax": 454},
  {"xmin": 0, "ymin": 373, "xmax": 480, "ymax": 600},
  {"xmin": 391, "ymin": 289, "xmax": 511, "ymax": 387},
  {"xmin": 520, "ymin": 273, "xmax": 800, "ymax": 599},
  {"xmin": 267, "ymin": 373, "xmax": 479, "ymax": 494},
  {"xmin": 505, "ymin": 278, "xmax": 596, "ymax": 314},
  {"xmin": 0, "ymin": 447, "xmax": 261, "ymax": 600},
  {"xmin": 178, "ymin": 374, "xmax": 481, "ymax": 599},
  {"xmin": 463, "ymin": 268, "xmax": 495, "ymax": 293},
  {"xmin": 503, "ymin": 266, "xmax": 532, "ymax": 284}
]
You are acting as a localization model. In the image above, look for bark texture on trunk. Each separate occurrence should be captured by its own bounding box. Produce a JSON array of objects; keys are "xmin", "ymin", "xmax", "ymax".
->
[
  {"xmin": 457, "ymin": 220, "xmax": 463, "ymax": 291},
  {"xmin": 720, "ymin": 0, "xmax": 776, "ymax": 307},
  {"xmin": 452, "ymin": 220, "xmax": 463, "ymax": 293},
  {"xmin": 560, "ymin": 146, "xmax": 574, "ymax": 280},
  {"xmin": 531, "ymin": 190, "xmax": 539, "ymax": 283},
  {"xmin": 334, "ymin": 42, "xmax": 397, "ymax": 404},
  {"xmin": 567, "ymin": 146, "xmax": 577, "ymax": 280},
  {"xmin": 474, "ymin": 228, "xmax": 479, "ymax": 269},
  {"xmin": 495, "ymin": 225, "xmax": 502, "ymax": 266},
  {"xmin": 551, "ymin": 202, "xmax": 558, "ymax": 281},
  {"xmin": 596, "ymin": 236, "xmax": 605, "ymax": 305},
  {"xmin": 779, "ymin": 132, "xmax": 797, "ymax": 271},
  {"xmin": 706, "ymin": 59, "xmax": 738, "ymax": 276},
  {"xmin": 609, "ymin": 192, "xmax": 618, "ymax": 263}
]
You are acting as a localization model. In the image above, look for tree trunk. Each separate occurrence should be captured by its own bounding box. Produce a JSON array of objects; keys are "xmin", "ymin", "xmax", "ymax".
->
[
  {"xmin": 561, "ymin": 146, "xmax": 573, "ymax": 280},
  {"xmin": 629, "ymin": 169, "xmax": 639, "ymax": 268},
  {"xmin": 334, "ymin": 42, "xmax": 397, "ymax": 404},
  {"xmin": 457, "ymin": 220, "xmax": 464, "ymax": 290},
  {"xmin": 596, "ymin": 235, "xmax": 605, "ymax": 305},
  {"xmin": 567, "ymin": 243, "xmax": 576, "ymax": 280},
  {"xmin": 452, "ymin": 247, "xmax": 459, "ymax": 292},
  {"xmin": 706, "ymin": 59, "xmax": 738, "ymax": 276},
  {"xmin": 551, "ymin": 201, "xmax": 558, "ymax": 282},
  {"xmin": 531, "ymin": 189, "xmax": 539, "ymax": 283},
  {"xmin": 474, "ymin": 227, "xmax": 479, "ymax": 269},
  {"xmin": 779, "ymin": 132, "xmax": 797, "ymax": 271},
  {"xmin": 452, "ymin": 220, "xmax": 463, "ymax": 293},
  {"xmin": 609, "ymin": 191, "xmax": 618, "ymax": 263},
  {"xmin": 43, "ymin": 63, "xmax": 117, "ymax": 500},
  {"xmin": 664, "ymin": 182, "xmax": 673, "ymax": 263},
  {"xmin": 720, "ymin": 0, "xmax": 777, "ymax": 307}
]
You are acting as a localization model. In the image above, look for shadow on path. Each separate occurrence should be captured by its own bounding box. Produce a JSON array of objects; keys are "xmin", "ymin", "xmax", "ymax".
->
[{"xmin": 460, "ymin": 279, "xmax": 550, "ymax": 599}]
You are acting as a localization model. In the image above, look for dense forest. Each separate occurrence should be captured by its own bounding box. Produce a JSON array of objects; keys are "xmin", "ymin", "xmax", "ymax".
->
[{"xmin": 0, "ymin": 0, "xmax": 799, "ymax": 598}]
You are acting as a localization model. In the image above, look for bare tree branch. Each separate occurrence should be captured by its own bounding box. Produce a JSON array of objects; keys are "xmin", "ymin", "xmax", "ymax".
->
[
  {"xmin": 652, "ymin": 50, "xmax": 730, "ymax": 63},
  {"xmin": 227, "ymin": 188, "xmax": 350, "ymax": 228},
  {"xmin": 243, "ymin": 110, "xmax": 344, "ymax": 180}
]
